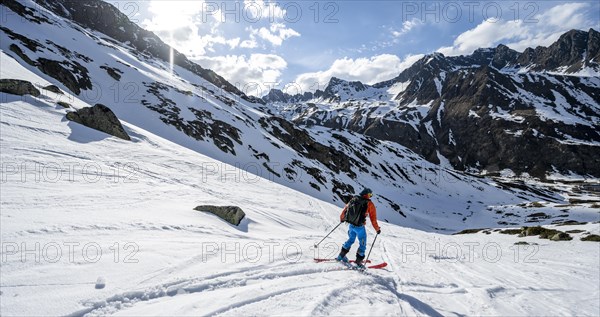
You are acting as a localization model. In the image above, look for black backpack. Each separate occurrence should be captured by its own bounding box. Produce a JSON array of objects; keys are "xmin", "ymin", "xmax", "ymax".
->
[{"xmin": 343, "ymin": 196, "xmax": 369, "ymax": 226}]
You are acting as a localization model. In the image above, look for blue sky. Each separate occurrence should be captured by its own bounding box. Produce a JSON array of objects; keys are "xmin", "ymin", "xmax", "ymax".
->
[{"xmin": 114, "ymin": 1, "xmax": 600, "ymax": 96}]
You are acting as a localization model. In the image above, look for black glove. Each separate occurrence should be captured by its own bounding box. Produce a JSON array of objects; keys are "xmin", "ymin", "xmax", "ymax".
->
[{"xmin": 377, "ymin": 229, "xmax": 381, "ymax": 234}]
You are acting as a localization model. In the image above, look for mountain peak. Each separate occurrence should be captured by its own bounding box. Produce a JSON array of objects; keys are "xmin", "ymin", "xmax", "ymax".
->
[
  {"xmin": 263, "ymin": 88, "xmax": 289, "ymax": 102},
  {"xmin": 518, "ymin": 27, "xmax": 599, "ymax": 73},
  {"xmin": 323, "ymin": 77, "xmax": 368, "ymax": 99},
  {"xmin": 261, "ymin": 88, "xmax": 314, "ymax": 103},
  {"xmin": 327, "ymin": 76, "xmax": 367, "ymax": 87},
  {"xmin": 423, "ymin": 52, "xmax": 446, "ymax": 64},
  {"xmin": 327, "ymin": 76, "xmax": 346, "ymax": 86},
  {"xmin": 560, "ymin": 28, "xmax": 589, "ymax": 38}
]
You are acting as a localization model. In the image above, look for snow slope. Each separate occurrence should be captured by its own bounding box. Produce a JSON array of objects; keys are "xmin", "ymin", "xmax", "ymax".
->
[
  {"xmin": 2, "ymin": 50, "xmax": 600, "ymax": 316},
  {"xmin": 1, "ymin": 0, "xmax": 545, "ymax": 229}
]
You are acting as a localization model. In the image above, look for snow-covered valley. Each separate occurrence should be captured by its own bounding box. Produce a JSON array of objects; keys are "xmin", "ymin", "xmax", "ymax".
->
[
  {"xmin": 1, "ymin": 0, "xmax": 599, "ymax": 315},
  {"xmin": 2, "ymin": 51, "xmax": 599, "ymax": 316}
]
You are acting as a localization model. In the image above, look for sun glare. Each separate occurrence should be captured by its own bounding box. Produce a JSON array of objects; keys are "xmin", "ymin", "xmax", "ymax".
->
[
  {"xmin": 147, "ymin": 1, "xmax": 201, "ymax": 76},
  {"xmin": 148, "ymin": 0, "xmax": 198, "ymax": 31}
]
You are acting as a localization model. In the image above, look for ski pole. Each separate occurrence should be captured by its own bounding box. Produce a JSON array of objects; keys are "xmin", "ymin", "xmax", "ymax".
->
[
  {"xmin": 365, "ymin": 232, "xmax": 379, "ymax": 263},
  {"xmin": 314, "ymin": 222, "xmax": 342, "ymax": 248}
]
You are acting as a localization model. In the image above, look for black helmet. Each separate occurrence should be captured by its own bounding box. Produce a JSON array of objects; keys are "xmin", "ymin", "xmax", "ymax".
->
[{"xmin": 359, "ymin": 188, "xmax": 373, "ymax": 196}]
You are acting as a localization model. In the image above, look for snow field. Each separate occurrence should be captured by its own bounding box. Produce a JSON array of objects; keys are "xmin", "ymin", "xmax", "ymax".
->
[{"xmin": 2, "ymin": 94, "xmax": 598, "ymax": 315}]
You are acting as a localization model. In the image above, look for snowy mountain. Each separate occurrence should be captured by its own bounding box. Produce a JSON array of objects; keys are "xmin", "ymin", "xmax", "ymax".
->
[
  {"xmin": 263, "ymin": 76, "xmax": 400, "ymax": 104},
  {"xmin": 271, "ymin": 29, "xmax": 600, "ymax": 179},
  {"xmin": 3, "ymin": 35, "xmax": 600, "ymax": 317},
  {"xmin": 1, "ymin": 0, "xmax": 599, "ymax": 315},
  {"xmin": 2, "ymin": 0, "xmax": 582, "ymax": 230}
]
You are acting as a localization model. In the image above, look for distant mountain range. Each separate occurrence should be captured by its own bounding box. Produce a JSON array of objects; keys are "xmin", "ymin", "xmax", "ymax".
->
[{"xmin": 264, "ymin": 29, "xmax": 600, "ymax": 178}]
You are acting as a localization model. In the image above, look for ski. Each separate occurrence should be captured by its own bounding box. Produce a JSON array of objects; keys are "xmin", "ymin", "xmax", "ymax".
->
[
  {"xmin": 313, "ymin": 258, "xmax": 372, "ymax": 264},
  {"xmin": 367, "ymin": 262, "xmax": 388, "ymax": 269},
  {"xmin": 313, "ymin": 258, "xmax": 387, "ymax": 269},
  {"xmin": 344, "ymin": 262, "xmax": 388, "ymax": 270},
  {"xmin": 348, "ymin": 262, "xmax": 388, "ymax": 270}
]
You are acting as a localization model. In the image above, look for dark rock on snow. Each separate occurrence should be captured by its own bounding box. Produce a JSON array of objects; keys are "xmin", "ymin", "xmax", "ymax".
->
[
  {"xmin": 194, "ymin": 205, "xmax": 246, "ymax": 226},
  {"xmin": 0, "ymin": 79, "xmax": 41, "ymax": 97},
  {"xmin": 37, "ymin": 58, "xmax": 92, "ymax": 95},
  {"xmin": 66, "ymin": 104, "xmax": 131, "ymax": 140},
  {"xmin": 43, "ymin": 84, "xmax": 63, "ymax": 94}
]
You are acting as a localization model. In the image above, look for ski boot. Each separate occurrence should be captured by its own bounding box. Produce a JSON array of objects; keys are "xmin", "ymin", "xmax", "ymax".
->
[
  {"xmin": 354, "ymin": 253, "xmax": 366, "ymax": 269},
  {"xmin": 336, "ymin": 247, "xmax": 350, "ymax": 262}
]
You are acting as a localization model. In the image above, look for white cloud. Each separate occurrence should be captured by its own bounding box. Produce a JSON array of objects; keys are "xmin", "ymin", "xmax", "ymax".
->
[
  {"xmin": 392, "ymin": 18, "xmax": 423, "ymax": 37},
  {"xmin": 143, "ymin": 0, "xmax": 299, "ymax": 57},
  {"xmin": 293, "ymin": 54, "xmax": 424, "ymax": 92},
  {"xmin": 251, "ymin": 23, "xmax": 300, "ymax": 47},
  {"xmin": 193, "ymin": 54, "xmax": 288, "ymax": 96},
  {"xmin": 242, "ymin": 1, "xmax": 300, "ymax": 47},
  {"xmin": 163, "ymin": 33, "xmax": 241, "ymax": 56},
  {"xmin": 437, "ymin": 2, "xmax": 595, "ymax": 56},
  {"xmin": 437, "ymin": 20, "xmax": 524, "ymax": 56},
  {"xmin": 240, "ymin": 39, "xmax": 258, "ymax": 49}
]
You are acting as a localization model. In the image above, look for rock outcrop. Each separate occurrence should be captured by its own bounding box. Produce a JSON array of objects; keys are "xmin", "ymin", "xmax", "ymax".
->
[
  {"xmin": 194, "ymin": 205, "xmax": 246, "ymax": 226},
  {"xmin": 66, "ymin": 104, "xmax": 130, "ymax": 140},
  {"xmin": 0, "ymin": 79, "xmax": 40, "ymax": 97}
]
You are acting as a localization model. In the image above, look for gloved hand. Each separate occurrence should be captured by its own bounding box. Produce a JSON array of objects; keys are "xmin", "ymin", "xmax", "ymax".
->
[{"xmin": 377, "ymin": 229, "xmax": 381, "ymax": 234}]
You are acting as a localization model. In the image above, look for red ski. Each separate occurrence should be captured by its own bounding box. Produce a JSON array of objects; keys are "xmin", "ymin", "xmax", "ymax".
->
[
  {"xmin": 313, "ymin": 258, "xmax": 387, "ymax": 269},
  {"xmin": 313, "ymin": 258, "xmax": 372, "ymax": 264},
  {"xmin": 366, "ymin": 262, "xmax": 388, "ymax": 269}
]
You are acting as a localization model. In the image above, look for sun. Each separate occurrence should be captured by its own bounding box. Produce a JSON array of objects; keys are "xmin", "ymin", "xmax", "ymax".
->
[{"xmin": 147, "ymin": 0, "xmax": 199, "ymax": 31}]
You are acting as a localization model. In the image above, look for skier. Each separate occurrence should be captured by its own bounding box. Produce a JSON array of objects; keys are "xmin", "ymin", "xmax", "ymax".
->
[{"xmin": 336, "ymin": 188, "xmax": 381, "ymax": 267}]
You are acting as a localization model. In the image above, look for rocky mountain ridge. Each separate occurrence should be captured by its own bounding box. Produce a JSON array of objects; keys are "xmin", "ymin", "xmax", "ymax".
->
[{"xmin": 268, "ymin": 29, "xmax": 600, "ymax": 178}]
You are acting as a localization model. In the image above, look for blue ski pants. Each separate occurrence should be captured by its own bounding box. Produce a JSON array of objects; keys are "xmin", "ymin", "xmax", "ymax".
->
[{"xmin": 343, "ymin": 224, "xmax": 367, "ymax": 256}]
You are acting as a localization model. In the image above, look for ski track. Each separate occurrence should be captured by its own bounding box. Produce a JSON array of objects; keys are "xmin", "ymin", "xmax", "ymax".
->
[
  {"xmin": 48, "ymin": 215, "xmax": 406, "ymax": 317},
  {"xmin": 204, "ymin": 286, "xmax": 315, "ymax": 316},
  {"xmin": 381, "ymin": 240, "xmax": 435, "ymax": 316},
  {"xmin": 70, "ymin": 259, "xmax": 407, "ymax": 316}
]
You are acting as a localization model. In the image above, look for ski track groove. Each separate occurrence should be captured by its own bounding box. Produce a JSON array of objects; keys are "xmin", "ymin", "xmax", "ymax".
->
[
  {"xmin": 206, "ymin": 285, "xmax": 324, "ymax": 316},
  {"xmin": 308, "ymin": 277, "xmax": 378, "ymax": 316},
  {"xmin": 70, "ymin": 260, "xmax": 365, "ymax": 316},
  {"xmin": 381, "ymin": 239, "xmax": 445, "ymax": 317},
  {"xmin": 309, "ymin": 285, "xmax": 352, "ymax": 315},
  {"xmin": 6, "ymin": 222, "xmax": 243, "ymax": 238},
  {"xmin": 71, "ymin": 253, "xmax": 412, "ymax": 317}
]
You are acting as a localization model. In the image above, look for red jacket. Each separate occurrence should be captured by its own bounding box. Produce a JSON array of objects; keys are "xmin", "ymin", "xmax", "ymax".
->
[{"xmin": 340, "ymin": 195, "xmax": 380, "ymax": 231}]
